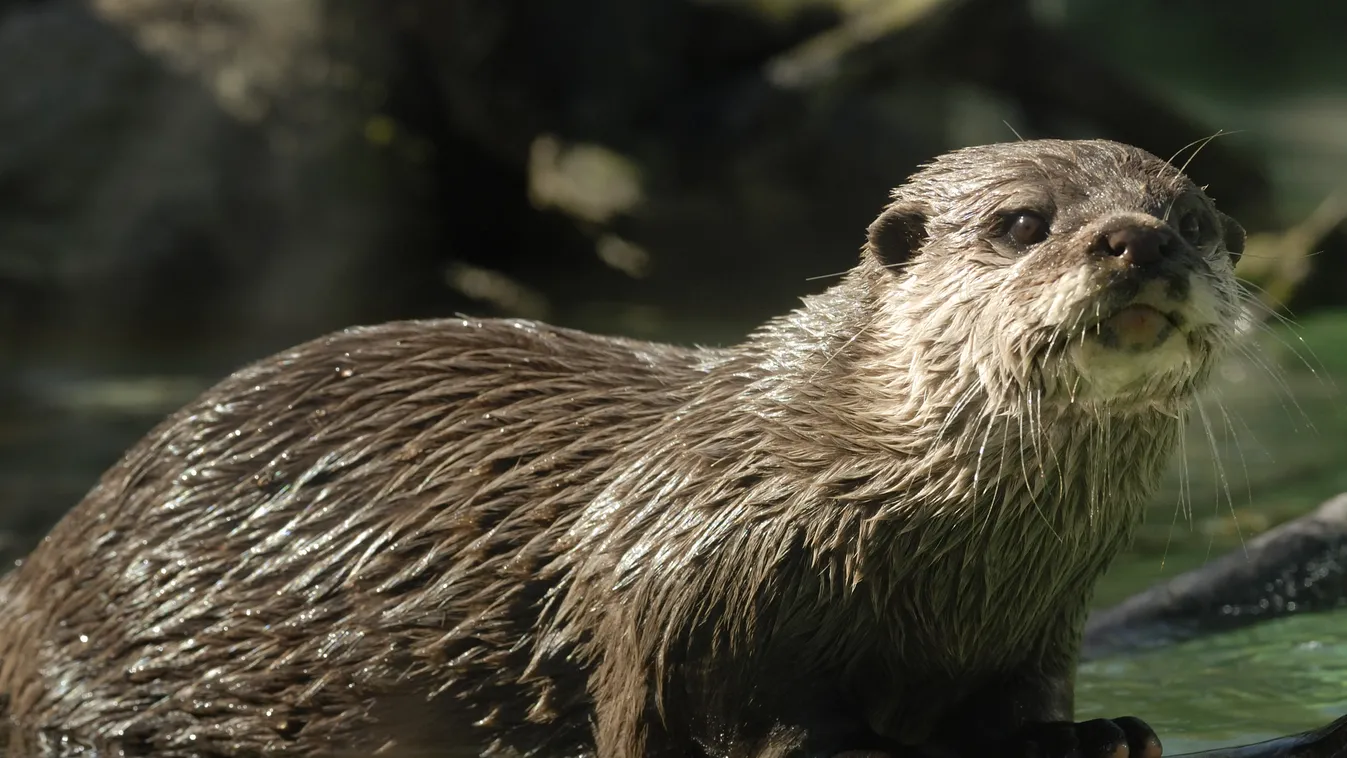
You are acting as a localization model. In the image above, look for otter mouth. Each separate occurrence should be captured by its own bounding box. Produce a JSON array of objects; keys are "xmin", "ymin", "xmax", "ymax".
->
[
  {"xmin": 1090, "ymin": 303, "xmax": 1183, "ymax": 353},
  {"xmin": 1063, "ymin": 296, "xmax": 1202, "ymax": 406}
]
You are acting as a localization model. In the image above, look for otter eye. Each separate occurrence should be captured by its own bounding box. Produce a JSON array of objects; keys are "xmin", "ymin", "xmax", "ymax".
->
[
  {"xmin": 1178, "ymin": 211, "xmax": 1202, "ymax": 245},
  {"xmin": 1006, "ymin": 212, "xmax": 1049, "ymax": 246}
]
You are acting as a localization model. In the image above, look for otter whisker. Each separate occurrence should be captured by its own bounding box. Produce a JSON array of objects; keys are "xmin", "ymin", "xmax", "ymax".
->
[
  {"xmin": 1229, "ymin": 337, "xmax": 1315, "ymax": 434},
  {"xmin": 1023, "ymin": 387, "xmax": 1047, "ymax": 484},
  {"xmin": 970, "ymin": 409, "xmax": 999, "ymax": 497},
  {"xmin": 1168, "ymin": 129, "xmax": 1243, "ymax": 175},
  {"xmin": 1178, "ymin": 407, "xmax": 1193, "ymax": 527},
  {"xmin": 1242, "ymin": 317, "xmax": 1328, "ymax": 393},
  {"xmin": 1036, "ymin": 387, "xmax": 1066, "ymax": 496},
  {"xmin": 1159, "ymin": 129, "xmax": 1243, "ymax": 223},
  {"xmin": 1195, "ymin": 400, "xmax": 1244, "ymax": 562},
  {"xmin": 1237, "ymin": 289, "xmax": 1333, "ymax": 389},
  {"xmin": 1099, "ymin": 411, "xmax": 1113, "ymax": 526},
  {"xmin": 934, "ymin": 384, "xmax": 981, "ymax": 444},
  {"xmin": 974, "ymin": 414, "xmax": 1004, "ymax": 542},
  {"xmin": 1232, "ymin": 251, "xmax": 1325, "ymax": 261},
  {"xmin": 1015, "ymin": 395, "xmax": 1060, "ymax": 542},
  {"xmin": 803, "ymin": 269, "xmax": 852, "ymax": 282},
  {"xmin": 1233, "ymin": 280, "xmax": 1296, "ymax": 322},
  {"xmin": 1212, "ymin": 392, "xmax": 1255, "ymax": 517},
  {"xmin": 809, "ymin": 321, "xmax": 875, "ymax": 381}
]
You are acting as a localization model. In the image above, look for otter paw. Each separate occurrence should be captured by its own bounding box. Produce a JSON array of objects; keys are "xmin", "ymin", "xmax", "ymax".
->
[{"xmin": 1012, "ymin": 717, "xmax": 1161, "ymax": 758}]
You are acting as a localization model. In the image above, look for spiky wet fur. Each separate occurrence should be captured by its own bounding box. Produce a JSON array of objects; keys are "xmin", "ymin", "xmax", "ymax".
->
[{"xmin": 0, "ymin": 140, "xmax": 1245, "ymax": 758}]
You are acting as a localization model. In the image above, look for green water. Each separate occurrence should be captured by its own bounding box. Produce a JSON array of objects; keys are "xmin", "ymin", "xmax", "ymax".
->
[
  {"xmin": 1077, "ymin": 309, "xmax": 1347, "ymax": 752},
  {"xmin": 1078, "ymin": 612, "xmax": 1347, "ymax": 753}
]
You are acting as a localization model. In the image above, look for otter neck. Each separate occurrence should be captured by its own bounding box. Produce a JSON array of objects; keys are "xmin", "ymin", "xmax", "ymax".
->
[{"xmin": 735, "ymin": 256, "xmax": 1186, "ymax": 532}]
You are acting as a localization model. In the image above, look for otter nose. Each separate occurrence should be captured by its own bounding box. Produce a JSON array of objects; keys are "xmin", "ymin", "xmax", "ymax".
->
[{"xmin": 1097, "ymin": 226, "xmax": 1171, "ymax": 267}]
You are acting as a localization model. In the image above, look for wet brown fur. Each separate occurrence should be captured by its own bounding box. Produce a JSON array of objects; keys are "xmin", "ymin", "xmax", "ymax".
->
[{"xmin": 0, "ymin": 140, "xmax": 1248, "ymax": 758}]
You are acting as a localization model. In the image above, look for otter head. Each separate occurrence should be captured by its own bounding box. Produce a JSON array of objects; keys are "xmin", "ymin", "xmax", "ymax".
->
[{"xmin": 865, "ymin": 139, "xmax": 1246, "ymax": 415}]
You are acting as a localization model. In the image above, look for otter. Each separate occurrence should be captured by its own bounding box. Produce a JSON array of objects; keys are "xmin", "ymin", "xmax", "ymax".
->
[{"xmin": 0, "ymin": 139, "xmax": 1248, "ymax": 758}]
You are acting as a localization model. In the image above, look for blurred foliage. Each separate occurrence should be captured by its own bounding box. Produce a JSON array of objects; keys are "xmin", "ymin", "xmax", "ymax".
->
[{"xmin": 0, "ymin": 0, "xmax": 1344, "ymax": 590}]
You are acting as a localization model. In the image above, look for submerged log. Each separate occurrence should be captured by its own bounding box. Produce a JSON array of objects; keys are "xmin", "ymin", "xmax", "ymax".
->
[{"xmin": 1083, "ymin": 493, "xmax": 1347, "ymax": 660}]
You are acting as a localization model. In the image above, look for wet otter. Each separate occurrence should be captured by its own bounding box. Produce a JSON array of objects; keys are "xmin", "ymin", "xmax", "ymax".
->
[{"xmin": 0, "ymin": 139, "xmax": 1247, "ymax": 758}]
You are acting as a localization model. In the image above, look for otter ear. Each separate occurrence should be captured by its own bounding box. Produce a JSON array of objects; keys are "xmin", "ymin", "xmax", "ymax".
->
[
  {"xmin": 866, "ymin": 198, "xmax": 931, "ymax": 268},
  {"xmin": 1218, "ymin": 211, "xmax": 1246, "ymax": 266}
]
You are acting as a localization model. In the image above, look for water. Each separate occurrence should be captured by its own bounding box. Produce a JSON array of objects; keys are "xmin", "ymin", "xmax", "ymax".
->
[{"xmin": 1078, "ymin": 612, "xmax": 1347, "ymax": 753}]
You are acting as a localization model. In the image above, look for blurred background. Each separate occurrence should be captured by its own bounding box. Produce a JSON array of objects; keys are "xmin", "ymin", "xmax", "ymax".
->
[{"xmin": 1, "ymin": 0, "xmax": 1346, "ymax": 751}]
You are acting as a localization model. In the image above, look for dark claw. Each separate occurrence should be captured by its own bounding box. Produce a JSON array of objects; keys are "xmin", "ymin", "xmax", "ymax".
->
[
  {"xmin": 1113, "ymin": 716, "xmax": 1163, "ymax": 758},
  {"xmin": 1012, "ymin": 717, "xmax": 1161, "ymax": 758},
  {"xmin": 1074, "ymin": 718, "xmax": 1129, "ymax": 758}
]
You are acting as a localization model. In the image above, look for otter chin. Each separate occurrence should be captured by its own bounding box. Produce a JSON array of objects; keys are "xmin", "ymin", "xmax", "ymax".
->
[
  {"xmin": 1071, "ymin": 298, "xmax": 1185, "ymax": 392},
  {"xmin": 0, "ymin": 139, "xmax": 1248, "ymax": 758}
]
